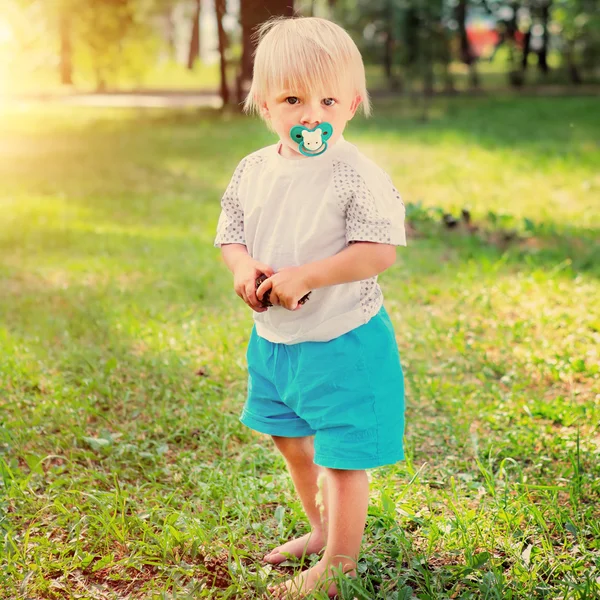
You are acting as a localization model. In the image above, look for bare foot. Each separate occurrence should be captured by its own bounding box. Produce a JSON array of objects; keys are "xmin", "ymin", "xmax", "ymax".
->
[
  {"xmin": 263, "ymin": 531, "xmax": 326, "ymax": 565},
  {"xmin": 268, "ymin": 559, "xmax": 355, "ymax": 599}
]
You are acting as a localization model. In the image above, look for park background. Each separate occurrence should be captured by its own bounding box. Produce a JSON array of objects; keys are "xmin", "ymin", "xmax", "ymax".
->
[{"xmin": 1, "ymin": 0, "xmax": 599, "ymax": 598}]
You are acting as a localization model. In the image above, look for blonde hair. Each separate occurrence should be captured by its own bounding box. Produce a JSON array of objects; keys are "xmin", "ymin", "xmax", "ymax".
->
[{"xmin": 243, "ymin": 16, "xmax": 372, "ymax": 119}]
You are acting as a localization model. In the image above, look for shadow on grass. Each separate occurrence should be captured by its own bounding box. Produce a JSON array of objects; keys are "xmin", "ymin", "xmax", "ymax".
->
[{"xmin": 407, "ymin": 213, "xmax": 600, "ymax": 278}]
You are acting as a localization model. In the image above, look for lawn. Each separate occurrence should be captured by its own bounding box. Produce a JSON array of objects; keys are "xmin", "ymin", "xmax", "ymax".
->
[{"xmin": 0, "ymin": 96, "xmax": 599, "ymax": 599}]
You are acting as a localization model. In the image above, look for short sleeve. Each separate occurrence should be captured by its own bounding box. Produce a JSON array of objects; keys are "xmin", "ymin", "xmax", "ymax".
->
[
  {"xmin": 214, "ymin": 158, "xmax": 247, "ymax": 248},
  {"xmin": 341, "ymin": 164, "xmax": 406, "ymax": 247}
]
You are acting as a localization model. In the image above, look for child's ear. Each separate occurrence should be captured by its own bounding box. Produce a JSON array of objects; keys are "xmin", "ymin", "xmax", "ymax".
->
[
  {"xmin": 260, "ymin": 100, "xmax": 271, "ymax": 119},
  {"xmin": 348, "ymin": 95, "xmax": 362, "ymax": 119}
]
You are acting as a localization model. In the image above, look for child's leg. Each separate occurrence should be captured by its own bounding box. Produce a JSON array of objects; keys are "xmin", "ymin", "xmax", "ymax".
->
[
  {"xmin": 320, "ymin": 468, "xmax": 369, "ymax": 571},
  {"xmin": 269, "ymin": 468, "xmax": 369, "ymax": 599},
  {"xmin": 264, "ymin": 435, "xmax": 329, "ymax": 564}
]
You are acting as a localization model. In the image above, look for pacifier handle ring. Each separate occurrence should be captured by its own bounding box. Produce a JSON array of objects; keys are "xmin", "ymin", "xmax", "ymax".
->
[
  {"xmin": 298, "ymin": 143, "xmax": 327, "ymax": 157},
  {"xmin": 289, "ymin": 122, "xmax": 334, "ymax": 158}
]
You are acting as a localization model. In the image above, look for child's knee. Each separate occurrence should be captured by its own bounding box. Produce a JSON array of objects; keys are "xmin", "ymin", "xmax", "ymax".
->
[{"xmin": 272, "ymin": 435, "xmax": 315, "ymax": 465}]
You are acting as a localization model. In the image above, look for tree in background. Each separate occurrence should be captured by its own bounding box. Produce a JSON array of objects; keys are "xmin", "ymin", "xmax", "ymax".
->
[
  {"xmin": 538, "ymin": 0, "xmax": 551, "ymax": 73},
  {"xmin": 215, "ymin": 0, "xmax": 229, "ymax": 105},
  {"xmin": 187, "ymin": 0, "xmax": 201, "ymax": 69},
  {"xmin": 58, "ymin": 8, "xmax": 73, "ymax": 85},
  {"xmin": 3, "ymin": 0, "xmax": 598, "ymax": 93},
  {"xmin": 77, "ymin": 0, "xmax": 137, "ymax": 91},
  {"xmin": 3, "ymin": 0, "xmax": 74, "ymax": 88},
  {"xmin": 235, "ymin": 0, "xmax": 295, "ymax": 106},
  {"xmin": 457, "ymin": 0, "xmax": 480, "ymax": 88},
  {"xmin": 481, "ymin": 0, "xmax": 599, "ymax": 86},
  {"xmin": 553, "ymin": 0, "xmax": 600, "ymax": 83},
  {"xmin": 7, "ymin": 0, "xmax": 163, "ymax": 91},
  {"xmin": 332, "ymin": 0, "xmax": 454, "ymax": 96}
]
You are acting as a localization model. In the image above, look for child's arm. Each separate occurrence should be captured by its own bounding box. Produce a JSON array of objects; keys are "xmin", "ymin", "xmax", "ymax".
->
[
  {"xmin": 221, "ymin": 243, "xmax": 253, "ymax": 273},
  {"xmin": 300, "ymin": 241, "xmax": 396, "ymax": 289},
  {"xmin": 221, "ymin": 244, "xmax": 274, "ymax": 313},
  {"xmin": 256, "ymin": 242, "xmax": 396, "ymax": 311}
]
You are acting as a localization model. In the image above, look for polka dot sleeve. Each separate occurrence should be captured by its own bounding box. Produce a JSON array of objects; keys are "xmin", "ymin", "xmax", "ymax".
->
[
  {"xmin": 335, "ymin": 162, "xmax": 407, "ymax": 247},
  {"xmin": 214, "ymin": 158, "xmax": 247, "ymax": 248}
]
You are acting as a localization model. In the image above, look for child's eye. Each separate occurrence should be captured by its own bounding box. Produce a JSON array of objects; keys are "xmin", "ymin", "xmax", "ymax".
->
[
  {"xmin": 323, "ymin": 98, "xmax": 336, "ymax": 106},
  {"xmin": 285, "ymin": 97, "xmax": 299, "ymax": 105}
]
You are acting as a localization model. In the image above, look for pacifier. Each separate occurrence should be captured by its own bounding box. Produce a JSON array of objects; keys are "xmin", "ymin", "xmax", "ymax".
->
[{"xmin": 289, "ymin": 123, "xmax": 334, "ymax": 157}]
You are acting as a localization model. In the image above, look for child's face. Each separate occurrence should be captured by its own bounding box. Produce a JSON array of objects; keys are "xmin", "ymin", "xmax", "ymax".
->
[{"xmin": 260, "ymin": 82, "xmax": 361, "ymax": 159}]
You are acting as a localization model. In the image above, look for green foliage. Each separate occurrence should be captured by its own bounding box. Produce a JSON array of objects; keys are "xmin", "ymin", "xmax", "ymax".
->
[
  {"xmin": 4, "ymin": 0, "xmax": 163, "ymax": 90},
  {"xmin": 3, "ymin": 0, "xmax": 599, "ymax": 92},
  {"xmin": 69, "ymin": 0, "xmax": 161, "ymax": 90},
  {"xmin": 331, "ymin": 0, "xmax": 600, "ymax": 88},
  {"xmin": 554, "ymin": 0, "xmax": 600, "ymax": 73}
]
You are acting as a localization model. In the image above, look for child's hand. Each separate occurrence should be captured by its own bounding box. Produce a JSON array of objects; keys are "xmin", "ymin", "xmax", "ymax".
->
[
  {"xmin": 233, "ymin": 258, "xmax": 275, "ymax": 313},
  {"xmin": 257, "ymin": 266, "xmax": 311, "ymax": 311}
]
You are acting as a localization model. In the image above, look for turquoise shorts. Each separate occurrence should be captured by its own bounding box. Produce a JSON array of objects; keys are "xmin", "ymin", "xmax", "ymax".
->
[{"xmin": 241, "ymin": 306, "xmax": 405, "ymax": 470}]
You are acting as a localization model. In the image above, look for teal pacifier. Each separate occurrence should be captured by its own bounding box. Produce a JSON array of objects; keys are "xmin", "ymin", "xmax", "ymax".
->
[{"xmin": 289, "ymin": 123, "xmax": 334, "ymax": 157}]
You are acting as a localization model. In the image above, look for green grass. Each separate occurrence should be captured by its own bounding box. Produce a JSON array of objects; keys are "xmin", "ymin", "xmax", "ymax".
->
[{"xmin": 0, "ymin": 96, "xmax": 599, "ymax": 599}]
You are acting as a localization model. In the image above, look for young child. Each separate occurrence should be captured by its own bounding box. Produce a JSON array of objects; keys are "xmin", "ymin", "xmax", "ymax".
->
[{"xmin": 214, "ymin": 16, "xmax": 406, "ymax": 599}]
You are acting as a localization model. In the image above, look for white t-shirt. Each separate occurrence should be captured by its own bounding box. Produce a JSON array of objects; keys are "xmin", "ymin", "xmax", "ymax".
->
[{"xmin": 214, "ymin": 135, "xmax": 406, "ymax": 345}]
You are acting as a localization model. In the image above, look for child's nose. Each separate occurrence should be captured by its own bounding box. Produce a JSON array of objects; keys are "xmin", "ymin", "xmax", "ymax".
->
[
  {"xmin": 301, "ymin": 105, "xmax": 323, "ymax": 127},
  {"xmin": 301, "ymin": 117, "xmax": 321, "ymax": 128}
]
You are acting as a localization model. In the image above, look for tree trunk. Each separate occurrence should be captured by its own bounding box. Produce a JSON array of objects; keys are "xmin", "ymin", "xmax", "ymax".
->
[
  {"xmin": 457, "ymin": 0, "xmax": 479, "ymax": 89},
  {"xmin": 59, "ymin": 12, "xmax": 73, "ymax": 85},
  {"xmin": 384, "ymin": 30, "xmax": 393, "ymax": 83},
  {"xmin": 418, "ymin": 8, "xmax": 434, "ymax": 121},
  {"xmin": 436, "ymin": 8, "xmax": 455, "ymax": 94},
  {"xmin": 441, "ymin": 30, "xmax": 455, "ymax": 94},
  {"xmin": 96, "ymin": 70, "xmax": 107, "ymax": 92},
  {"xmin": 215, "ymin": 0, "xmax": 229, "ymax": 106},
  {"xmin": 188, "ymin": 0, "xmax": 201, "ymax": 70},
  {"xmin": 236, "ymin": 0, "xmax": 295, "ymax": 107},
  {"xmin": 521, "ymin": 25, "xmax": 531, "ymax": 71},
  {"xmin": 537, "ymin": 2, "xmax": 550, "ymax": 74},
  {"xmin": 565, "ymin": 41, "xmax": 582, "ymax": 84},
  {"xmin": 422, "ymin": 24, "xmax": 434, "ymax": 98},
  {"xmin": 405, "ymin": 7, "xmax": 420, "ymax": 66},
  {"xmin": 506, "ymin": 1, "xmax": 523, "ymax": 87},
  {"xmin": 163, "ymin": 6, "xmax": 176, "ymax": 59}
]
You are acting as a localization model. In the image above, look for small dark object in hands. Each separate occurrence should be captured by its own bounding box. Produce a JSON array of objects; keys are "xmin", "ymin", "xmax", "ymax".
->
[{"xmin": 255, "ymin": 274, "xmax": 311, "ymax": 308}]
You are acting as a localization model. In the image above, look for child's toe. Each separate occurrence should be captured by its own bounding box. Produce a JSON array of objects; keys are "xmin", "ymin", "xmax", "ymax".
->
[
  {"xmin": 271, "ymin": 583, "xmax": 286, "ymax": 599},
  {"xmin": 267, "ymin": 583, "xmax": 279, "ymax": 596}
]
